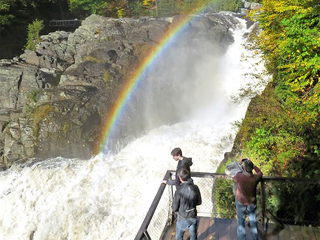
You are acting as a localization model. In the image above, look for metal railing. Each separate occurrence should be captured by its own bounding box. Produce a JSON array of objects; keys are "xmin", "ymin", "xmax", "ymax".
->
[
  {"xmin": 135, "ymin": 170, "xmax": 171, "ymax": 240},
  {"xmin": 135, "ymin": 171, "xmax": 320, "ymax": 240},
  {"xmin": 49, "ymin": 20, "xmax": 81, "ymax": 28},
  {"xmin": 260, "ymin": 176, "xmax": 320, "ymax": 228}
]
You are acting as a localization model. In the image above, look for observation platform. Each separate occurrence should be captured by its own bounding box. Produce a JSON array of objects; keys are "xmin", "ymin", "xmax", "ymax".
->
[
  {"xmin": 135, "ymin": 171, "xmax": 320, "ymax": 240},
  {"xmin": 162, "ymin": 217, "xmax": 320, "ymax": 240}
]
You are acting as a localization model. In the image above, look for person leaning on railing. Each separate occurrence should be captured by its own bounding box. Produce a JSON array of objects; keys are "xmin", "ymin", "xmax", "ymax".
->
[
  {"xmin": 226, "ymin": 158, "xmax": 263, "ymax": 240},
  {"xmin": 162, "ymin": 147, "xmax": 193, "ymax": 188}
]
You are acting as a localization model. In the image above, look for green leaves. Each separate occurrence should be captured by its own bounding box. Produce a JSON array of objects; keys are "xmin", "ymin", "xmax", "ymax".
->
[
  {"xmin": 0, "ymin": 0, "xmax": 15, "ymax": 31},
  {"xmin": 241, "ymin": 0, "xmax": 320, "ymax": 177},
  {"xmin": 25, "ymin": 19, "xmax": 44, "ymax": 50},
  {"xmin": 214, "ymin": 179, "xmax": 236, "ymax": 218},
  {"xmin": 68, "ymin": 0, "xmax": 106, "ymax": 17},
  {"xmin": 211, "ymin": 0, "xmax": 242, "ymax": 12}
]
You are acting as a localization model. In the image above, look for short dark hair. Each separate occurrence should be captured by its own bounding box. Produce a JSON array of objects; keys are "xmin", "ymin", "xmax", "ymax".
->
[
  {"xmin": 244, "ymin": 160, "xmax": 254, "ymax": 173},
  {"xmin": 178, "ymin": 169, "xmax": 189, "ymax": 181},
  {"xmin": 171, "ymin": 147, "xmax": 182, "ymax": 157}
]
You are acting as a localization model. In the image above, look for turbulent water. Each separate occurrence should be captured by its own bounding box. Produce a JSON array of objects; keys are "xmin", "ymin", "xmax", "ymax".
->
[{"xmin": 0, "ymin": 15, "xmax": 268, "ymax": 240}]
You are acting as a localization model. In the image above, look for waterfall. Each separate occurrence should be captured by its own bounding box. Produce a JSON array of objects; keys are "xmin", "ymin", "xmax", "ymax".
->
[{"xmin": 0, "ymin": 16, "xmax": 268, "ymax": 240}]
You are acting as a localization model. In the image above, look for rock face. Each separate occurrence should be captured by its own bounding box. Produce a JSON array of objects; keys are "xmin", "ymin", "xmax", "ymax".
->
[{"xmin": 0, "ymin": 13, "xmax": 244, "ymax": 167}]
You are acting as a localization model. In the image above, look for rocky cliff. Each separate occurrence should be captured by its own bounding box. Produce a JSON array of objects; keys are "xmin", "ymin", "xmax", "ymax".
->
[{"xmin": 0, "ymin": 13, "xmax": 245, "ymax": 168}]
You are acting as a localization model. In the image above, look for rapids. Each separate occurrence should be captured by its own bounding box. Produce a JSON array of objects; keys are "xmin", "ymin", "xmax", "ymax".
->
[{"xmin": 0, "ymin": 15, "xmax": 268, "ymax": 240}]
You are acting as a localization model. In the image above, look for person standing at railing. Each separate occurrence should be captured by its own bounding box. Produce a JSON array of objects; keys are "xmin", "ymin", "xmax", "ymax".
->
[
  {"xmin": 233, "ymin": 158, "xmax": 263, "ymax": 240},
  {"xmin": 172, "ymin": 169, "xmax": 202, "ymax": 240},
  {"xmin": 162, "ymin": 147, "xmax": 193, "ymax": 188}
]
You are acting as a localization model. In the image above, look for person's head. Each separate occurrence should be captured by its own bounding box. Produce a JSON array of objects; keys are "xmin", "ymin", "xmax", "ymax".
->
[
  {"xmin": 178, "ymin": 169, "xmax": 190, "ymax": 182},
  {"xmin": 243, "ymin": 159, "xmax": 254, "ymax": 174},
  {"xmin": 171, "ymin": 147, "xmax": 182, "ymax": 161}
]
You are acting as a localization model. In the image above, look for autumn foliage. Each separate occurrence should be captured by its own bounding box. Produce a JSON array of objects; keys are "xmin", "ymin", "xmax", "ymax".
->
[{"xmin": 239, "ymin": 0, "xmax": 320, "ymax": 178}]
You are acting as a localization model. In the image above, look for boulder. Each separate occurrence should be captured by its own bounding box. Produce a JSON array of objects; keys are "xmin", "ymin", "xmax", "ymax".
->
[{"xmin": 0, "ymin": 13, "xmax": 241, "ymax": 166}]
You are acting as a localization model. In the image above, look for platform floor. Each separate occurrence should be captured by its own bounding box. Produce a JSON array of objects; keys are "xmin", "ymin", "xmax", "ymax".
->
[{"xmin": 162, "ymin": 217, "xmax": 320, "ymax": 240}]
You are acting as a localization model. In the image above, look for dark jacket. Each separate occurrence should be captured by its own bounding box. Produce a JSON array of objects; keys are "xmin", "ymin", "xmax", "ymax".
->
[
  {"xmin": 167, "ymin": 157, "xmax": 193, "ymax": 186},
  {"xmin": 172, "ymin": 178, "xmax": 202, "ymax": 219}
]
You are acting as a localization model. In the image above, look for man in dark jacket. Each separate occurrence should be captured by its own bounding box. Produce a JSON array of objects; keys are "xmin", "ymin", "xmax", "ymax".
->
[
  {"xmin": 162, "ymin": 147, "xmax": 193, "ymax": 187},
  {"xmin": 172, "ymin": 169, "xmax": 202, "ymax": 240}
]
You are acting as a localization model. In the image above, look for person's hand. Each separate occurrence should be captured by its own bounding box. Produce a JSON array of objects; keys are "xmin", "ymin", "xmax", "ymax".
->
[{"xmin": 162, "ymin": 180, "xmax": 167, "ymax": 184}]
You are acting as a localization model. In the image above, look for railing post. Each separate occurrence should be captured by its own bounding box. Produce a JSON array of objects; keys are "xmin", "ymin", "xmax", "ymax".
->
[
  {"xmin": 167, "ymin": 176, "xmax": 174, "ymax": 225},
  {"xmin": 260, "ymin": 179, "xmax": 266, "ymax": 231},
  {"xmin": 143, "ymin": 231, "xmax": 152, "ymax": 240}
]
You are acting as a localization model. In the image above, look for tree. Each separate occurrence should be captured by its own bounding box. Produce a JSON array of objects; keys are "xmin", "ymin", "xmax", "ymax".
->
[
  {"xmin": 0, "ymin": 0, "xmax": 15, "ymax": 33},
  {"xmin": 256, "ymin": 0, "xmax": 319, "ymax": 118},
  {"xmin": 97, "ymin": 0, "xmax": 128, "ymax": 18},
  {"xmin": 246, "ymin": 0, "xmax": 320, "ymax": 177},
  {"xmin": 0, "ymin": 0, "xmax": 73, "ymax": 58},
  {"xmin": 68, "ymin": 0, "xmax": 106, "ymax": 18},
  {"xmin": 211, "ymin": 0, "xmax": 242, "ymax": 12}
]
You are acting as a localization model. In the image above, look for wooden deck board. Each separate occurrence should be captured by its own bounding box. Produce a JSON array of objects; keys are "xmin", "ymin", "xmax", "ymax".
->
[
  {"xmin": 229, "ymin": 218, "xmax": 238, "ymax": 239},
  {"xmin": 218, "ymin": 219, "xmax": 232, "ymax": 240},
  {"xmin": 300, "ymin": 225, "xmax": 316, "ymax": 240},
  {"xmin": 259, "ymin": 222, "xmax": 280, "ymax": 240},
  {"xmin": 287, "ymin": 225, "xmax": 304, "ymax": 240},
  {"xmin": 197, "ymin": 217, "xmax": 211, "ymax": 240},
  {"xmin": 313, "ymin": 227, "xmax": 320, "ymax": 239},
  {"xmin": 278, "ymin": 225, "xmax": 291, "ymax": 240},
  {"xmin": 207, "ymin": 218, "xmax": 220, "ymax": 240},
  {"xmin": 161, "ymin": 217, "xmax": 319, "ymax": 240}
]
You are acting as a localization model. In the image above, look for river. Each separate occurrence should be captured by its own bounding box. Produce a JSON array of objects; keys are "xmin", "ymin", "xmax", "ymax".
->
[{"xmin": 0, "ymin": 15, "xmax": 268, "ymax": 240}]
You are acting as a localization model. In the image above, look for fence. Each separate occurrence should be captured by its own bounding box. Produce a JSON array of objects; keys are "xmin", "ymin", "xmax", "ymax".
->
[
  {"xmin": 135, "ymin": 171, "xmax": 320, "ymax": 240},
  {"xmin": 49, "ymin": 20, "xmax": 81, "ymax": 28},
  {"xmin": 261, "ymin": 176, "xmax": 320, "ymax": 227}
]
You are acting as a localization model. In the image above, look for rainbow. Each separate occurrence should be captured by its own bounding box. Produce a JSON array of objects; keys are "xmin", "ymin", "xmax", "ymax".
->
[{"xmin": 95, "ymin": 5, "xmax": 211, "ymax": 154}]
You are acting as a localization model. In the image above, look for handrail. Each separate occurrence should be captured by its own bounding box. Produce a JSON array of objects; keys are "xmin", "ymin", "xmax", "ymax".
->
[
  {"xmin": 134, "ymin": 170, "xmax": 171, "ymax": 240},
  {"xmin": 135, "ymin": 171, "xmax": 320, "ymax": 240},
  {"xmin": 262, "ymin": 176, "xmax": 320, "ymax": 182},
  {"xmin": 48, "ymin": 20, "xmax": 81, "ymax": 27},
  {"xmin": 191, "ymin": 172, "xmax": 320, "ymax": 182}
]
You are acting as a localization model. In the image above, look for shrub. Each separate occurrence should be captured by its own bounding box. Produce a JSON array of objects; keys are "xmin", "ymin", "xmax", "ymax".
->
[
  {"xmin": 214, "ymin": 179, "xmax": 236, "ymax": 218},
  {"xmin": 25, "ymin": 19, "xmax": 44, "ymax": 51}
]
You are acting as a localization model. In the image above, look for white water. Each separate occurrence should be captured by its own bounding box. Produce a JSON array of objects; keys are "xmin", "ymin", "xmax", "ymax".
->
[{"xmin": 0, "ymin": 17, "xmax": 268, "ymax": 240}]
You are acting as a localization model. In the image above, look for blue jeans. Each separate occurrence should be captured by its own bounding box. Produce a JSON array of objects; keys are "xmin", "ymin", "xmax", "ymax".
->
[
  {"xmin": 236, "ymin": 199, "xmax": 259, "ymax": 240},
  {"xmin": 176, "ymin": 217, "xmax": 198, "ymax": 240}
]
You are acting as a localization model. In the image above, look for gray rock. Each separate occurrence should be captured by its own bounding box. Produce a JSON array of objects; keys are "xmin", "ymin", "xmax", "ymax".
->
[
  {"xmin": 251, "ymin": 3, "xmax": 263, "ymax": 10},
  {"xmin": 0, "ymin": 13, "xmax": 242, "ymax": 167},
  {"xmin": 244, "ymin": 1, "xmax": 251, "ymax": 9}
]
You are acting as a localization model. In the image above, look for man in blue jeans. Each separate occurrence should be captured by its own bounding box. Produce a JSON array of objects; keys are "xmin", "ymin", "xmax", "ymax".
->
[
  {"xmin": 172, "ymin": 169, "xmax": 202, "ymax": 240},
  {"xmin": 234, "ymin": 158, "xmax": 263, "ymax": 240}
]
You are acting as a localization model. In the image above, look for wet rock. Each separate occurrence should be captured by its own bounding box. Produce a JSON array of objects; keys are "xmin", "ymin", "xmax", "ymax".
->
[{"xmin": 0, "ymin": 13, "xmax": 238, "ymax": 166}]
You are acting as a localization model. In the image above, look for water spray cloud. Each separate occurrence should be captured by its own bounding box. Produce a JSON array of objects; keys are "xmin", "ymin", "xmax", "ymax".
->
[{"xmin": 95, "ymin": 6, "xmax": 213, "ymax": 155}]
